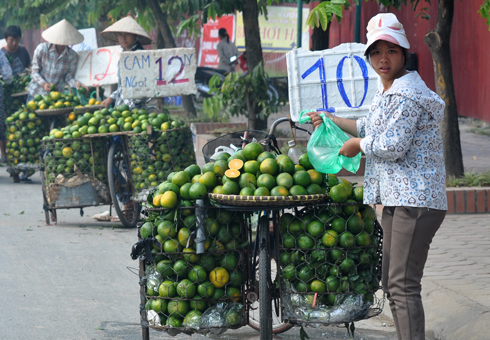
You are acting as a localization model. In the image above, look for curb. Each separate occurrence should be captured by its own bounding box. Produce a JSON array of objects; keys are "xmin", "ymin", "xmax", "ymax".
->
[{"xmin": 445, "ymin": 187, "xmax": 490, "ymax": 214}]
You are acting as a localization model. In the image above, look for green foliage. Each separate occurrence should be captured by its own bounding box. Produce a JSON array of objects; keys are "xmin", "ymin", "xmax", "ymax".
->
[
  {"xmin": 306, "ymin": 0, "xmax": 350, "ymax": 30},
  {"xmin": 446, "ymin": 171, "xmax": 490, "ymax": 187},
  {"xmin": 176, "ymin": 0, "xmax": 279, "ymax": 38},
  {"xmin": 0, "ymin": 0, "xmax": 97, "ymax": 29},
  {"xmin": 203, "ymin": 63, "xmax": 280, "ymax": 122},
  {"xmin": 479, "ymin": 0, "xmax": 490, "ymax": 29}
]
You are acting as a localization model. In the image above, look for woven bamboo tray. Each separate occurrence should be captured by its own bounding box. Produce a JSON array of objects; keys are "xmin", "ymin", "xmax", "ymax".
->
[
  {"xmin": 209, "ymin": 193, "xmax": 329, "ymax": 207},
  {"xmin": 74, "ymin": 105, "xmax": 105, "ymax": 112},
  {"xmin": 35, "ymin": 107, "xmax": 73, "ymax": 116}
]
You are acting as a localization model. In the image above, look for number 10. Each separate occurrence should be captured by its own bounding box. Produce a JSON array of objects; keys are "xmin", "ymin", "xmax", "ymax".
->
[{"xmin": 301, "ymin": 56, "xmax": 369, "ymax": 113}]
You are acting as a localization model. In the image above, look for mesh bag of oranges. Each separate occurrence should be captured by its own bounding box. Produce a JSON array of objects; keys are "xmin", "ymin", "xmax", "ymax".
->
[
  {"xmin": 5, "ymin": 110, "xmax": 49, "ymax": 169},
  {"xmin": 127, "ymin": 122, "xmax": 196, "ymax": 201},
  {"xmin": 40, "ymin": 137, "xmax": 110, "ymax": 206},
  {"xmin": 135, "ymin": 203, "xmax": 250, "ymax": 335},
  {"xmin": 277, "ymin": 178, "xmax": 384, "ymax": 325}
]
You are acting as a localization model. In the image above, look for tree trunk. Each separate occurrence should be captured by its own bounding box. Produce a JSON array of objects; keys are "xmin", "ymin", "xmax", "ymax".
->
[
  {"xmin": 310, "ymin": 1, "xmax": 331, "ymax": 51},
  {"xmin": 424, "ymin": 0, "xmax": 464, "ymax": 178},
  {"xmin": 97, "ymin": 14, "xmax": 116, "ymax": 47},
  {"xmin": 242, "ymin": 0, "xmax": 266, "ymax": 130},
  {"xmin": 311, "ymin": 23, "xmax": 331, "ymax": 51},
  {"xmin": 145, "ymin": 0, "xmax": 197, "ymax": 117}
]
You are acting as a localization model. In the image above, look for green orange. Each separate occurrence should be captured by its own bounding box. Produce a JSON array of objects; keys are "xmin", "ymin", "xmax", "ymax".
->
[
  {"xmin": 289, "ymin": 185, "xmax": 307, "ymax": 196},
  {"xmin": 322, "ymin": 229, "xmax": 338, "ymax": 247},
  {"xmin": 238, "ymin": 173, "xmax": 257, "ymax": 189},
  {"xmin": 257, "ymin": 173, "xmax": 276, "ymax": 190},
  {"xmin": 243, "ymin": 142, "xmax": 264, "ymax": 160},
  {"xmin": 298, "ymin": 154, "xmax": 313, "ymax": 170},
  {"xmin": 271, "ymin": 186, "xmax": 289, "ymax": 197},
  {"xmin": 293, "ymin": 171, "xmax": 311, "ymax": 187},
  {"xmin": 276, "ymin": 173, "xmax": 293, "ymax": 189},
  {"xmin": 259, "ymin": 158, "xmax": 279, "ymax": 176}
]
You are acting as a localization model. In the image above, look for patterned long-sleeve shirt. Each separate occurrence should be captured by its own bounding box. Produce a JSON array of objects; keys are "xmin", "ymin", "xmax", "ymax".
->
[
  {"xmin": 357, "ymin": 71, "xmax": 447, "ymax": 210},
  {"xmin": 27, "ymin": 43, "xmax": 78, "ymax": 99}
]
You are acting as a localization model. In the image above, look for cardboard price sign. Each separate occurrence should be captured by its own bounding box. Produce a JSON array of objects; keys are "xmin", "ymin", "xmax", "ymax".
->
[
  {"xmin": 287, "ymin": 43, "xmax": 378, "ymax": 121},
  {"xmin": 75, "ymin": 45, "xmax": 122, "ymax": 86},
  {"xmin": 120, "ymin": 48, "xmax": 197, "ymax": 99}
]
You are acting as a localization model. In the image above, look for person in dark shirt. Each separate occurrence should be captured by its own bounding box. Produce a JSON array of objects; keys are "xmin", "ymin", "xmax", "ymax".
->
[{"xmin": 2, "ymin": 26, "xmax": 31, "ymax": 75}]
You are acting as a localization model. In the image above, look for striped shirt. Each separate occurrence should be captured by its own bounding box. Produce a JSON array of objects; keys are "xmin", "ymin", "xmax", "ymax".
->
[{"xmin": 27, "ymin": 43, "xmax": 78, "ymax": 98}]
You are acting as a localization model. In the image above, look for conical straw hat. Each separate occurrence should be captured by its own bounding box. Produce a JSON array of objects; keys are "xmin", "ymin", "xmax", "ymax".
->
[
  {"xmin": 101, "ymin": 17, "xmax": 152, "ymax": 46},
  {"xmin": 41, "ymin": 19, "xmax": 84, "ymax": 45}
]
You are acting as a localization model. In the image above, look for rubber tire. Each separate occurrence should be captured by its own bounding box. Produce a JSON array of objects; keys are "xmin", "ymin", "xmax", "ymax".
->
[
  {"xmin": 107, "ymin": 142, "xmax": 139, "ymax": 228},
  {"xmin": 248, "ymin": 220, "xmax": 293, "ymax": 334}
]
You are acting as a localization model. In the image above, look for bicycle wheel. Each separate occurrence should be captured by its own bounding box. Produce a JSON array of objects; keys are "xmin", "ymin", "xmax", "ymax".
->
[
  {"xmin": 107, "ymin": 142, "xmax": 139, "ymax": 228},
  {"xmin": 248, "ymin": 219, "xmax": 293, "ymax": 334}
]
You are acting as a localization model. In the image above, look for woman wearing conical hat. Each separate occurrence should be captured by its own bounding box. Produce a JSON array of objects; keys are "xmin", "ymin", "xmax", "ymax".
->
[
  {"xmin": 27, "ymin": 19, "xmax": 89, "ymax": 102},
  {"xmin": 100, "ymin": 16, "xmax": 152, "ymax": 109}
]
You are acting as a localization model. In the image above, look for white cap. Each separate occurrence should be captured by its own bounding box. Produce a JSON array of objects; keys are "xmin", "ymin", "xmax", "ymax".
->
[
  {"xmin": 41, "ymin": 19, "xmax": 84, "ymax": 46},
  {"xmin": 101, "ymin": 16, "xmax": 152, "ymax": 46},
  {"xmin": 364, "ymin": 13, "xmax": 410, "ymax": 55},
  {"xmin": 288, "ymin": 140, "xmax": 296, "ymax": 147}
]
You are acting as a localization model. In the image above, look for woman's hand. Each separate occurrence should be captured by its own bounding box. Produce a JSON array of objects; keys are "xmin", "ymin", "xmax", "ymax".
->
[
  {"xmin": 77, "ymin": 81, "xmax": 90, "ymax": 93},
  {"xmin": 339, "ymin": 138, "xmax": 362, "ymax": 157},
  {"xmin": 42, "ymin": 82, "xmax": 52, "ymax": 91},
  {"xmin": 307, "ymin": 111, "xmax": 334, "ymax": 129},
  {"xmin": 101, "ymin": 97, "xmax": 114, "ymax": 108}
]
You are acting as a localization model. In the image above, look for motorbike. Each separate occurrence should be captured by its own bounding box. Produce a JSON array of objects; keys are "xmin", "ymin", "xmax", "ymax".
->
[{"xmin": 192, "ymin": 52, "xmax": 279, "ymax": 110}]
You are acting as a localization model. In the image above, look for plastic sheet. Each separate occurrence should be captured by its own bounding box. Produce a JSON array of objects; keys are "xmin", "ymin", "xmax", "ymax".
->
[
  {"xmin": 298, "ymin": 110, "xmax": 361, "ymax": 174},
  {"xmin": 282, "ymin": 289, "xmax": 371, "ymax": 326}
]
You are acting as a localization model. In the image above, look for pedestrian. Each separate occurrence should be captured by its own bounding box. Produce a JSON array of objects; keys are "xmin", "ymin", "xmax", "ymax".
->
[
  {"xmin": 100, "ymin": 16, "xmax": 152, "ymax": 110},
  {"xmin": 27, "ymin": 19, "xmax": 89, "ymax": 103},
  {"xmin": 2, "ymin": 25, "xmax": 31, "ymax": 75},
  {"xmin": 0, "ymin": 49, "xmax": 13, "ymax": 164},
  {"xmin": 307, "ymin": 13, "xmax": 447, "ymax": 340},
  {"xmin": 216, "ymin": 28, "xmax": 238, "ymax": 73}
]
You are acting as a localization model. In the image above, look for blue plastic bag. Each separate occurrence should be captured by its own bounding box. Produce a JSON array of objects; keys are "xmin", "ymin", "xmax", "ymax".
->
[{"xmin": 298, "ymin": 110, "xmax": 361, "ymax": 174}]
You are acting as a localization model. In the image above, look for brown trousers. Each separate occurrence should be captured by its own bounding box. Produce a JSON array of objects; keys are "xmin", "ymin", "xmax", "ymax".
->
[{"xmin": 381, "ymin": 206, "xmax": 446, "ymax": 340}]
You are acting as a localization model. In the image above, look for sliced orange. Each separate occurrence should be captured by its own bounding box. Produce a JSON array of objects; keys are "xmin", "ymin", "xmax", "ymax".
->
[
  {"xmin": 228, "ymin": 159, "xmax": 244, "ymax": 170},
  {"xmin": 224, "ymin": 169, "xmax": 240, "ymax": 179}
]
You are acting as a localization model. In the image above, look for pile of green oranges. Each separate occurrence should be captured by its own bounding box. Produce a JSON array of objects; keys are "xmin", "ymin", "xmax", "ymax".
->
[
  {"xmin": 5, "ymin": 110, "xmax": 48, "ymax": 166},
  {"xmin": 140, "ymin": 168, "xmax": 247, "ymax": 329},
  {"xmin": 42, "ymin": 138, "xmax": 107, "ymax": 184},
  {"xmin": 278, "ymin": 191, "xmax": 381, "ymax": 312},
  {"xmin": 128, "ymin": 123, "xmax": 195, "ymax": 195}
]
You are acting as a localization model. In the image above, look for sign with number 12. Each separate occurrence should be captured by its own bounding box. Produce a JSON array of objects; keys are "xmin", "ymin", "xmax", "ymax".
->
[
  {"xmin": 120, "ymin": 48, "xmax": 197, "ymax": 99},
  {"xmin": 287, "ymin": 43, "xmax": 378, "ymax": 122}
]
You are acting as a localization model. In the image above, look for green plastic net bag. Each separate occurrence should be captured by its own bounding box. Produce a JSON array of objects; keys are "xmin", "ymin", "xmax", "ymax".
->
[{"xmin": 298, "ymin": 110, "xmax": 361, "ymax": 174}]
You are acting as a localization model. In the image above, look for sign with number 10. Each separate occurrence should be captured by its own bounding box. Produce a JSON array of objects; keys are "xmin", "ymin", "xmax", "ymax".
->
[
  {"xmin": 287, "ymin": 43, "xmax": 378, "ymax": 122},
  {"xmin": 120, "ymin": 48, "xmax": 197, "ymax": 99}
]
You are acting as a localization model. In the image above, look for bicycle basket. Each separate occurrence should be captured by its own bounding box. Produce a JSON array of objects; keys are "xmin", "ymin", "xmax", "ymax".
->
[{"xmin": 202, "ymin": 130, "xmax": 271, "ymax": 163}]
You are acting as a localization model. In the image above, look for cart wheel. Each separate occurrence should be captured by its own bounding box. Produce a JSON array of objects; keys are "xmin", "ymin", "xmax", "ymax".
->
[
  {"xmin": 107, "ymin": 142, "xmax": 139, "ymax": 228},
  {"xmin": 248, "ymin": 219, "xmax": 293, "ymax": 335}
]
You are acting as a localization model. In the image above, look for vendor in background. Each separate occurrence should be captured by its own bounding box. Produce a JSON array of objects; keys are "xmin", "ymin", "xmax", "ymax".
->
[
  {"xmin": 217, "ymin": 28, "xmax": 238, "ymax": 73},
  {"xmin": 27, "ymin": 19, "xmax": 89, "ymax": 103},
  {"xmin": 0, "ymin": 50, "xmax": 13, "ymax": 164},
  {"xmin": 100, "ymin": 17, "xmax": 152, "ymax": 110},
  {"xmin": 2, "ymin": 25, "xmax": 31, "ymax": 75}
]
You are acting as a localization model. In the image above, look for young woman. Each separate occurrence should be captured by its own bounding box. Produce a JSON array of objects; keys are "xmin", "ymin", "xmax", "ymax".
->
[
  {"xmin": 308, "ymin": 13, "xmax": 447, "ymax": 340},
  {"xmin": 100, "ymin": 17, "xmax": 152, "ymax": 110},
  {"xmin": 216, "ymin": 28, "xmax": 238, "ymax": 72}
]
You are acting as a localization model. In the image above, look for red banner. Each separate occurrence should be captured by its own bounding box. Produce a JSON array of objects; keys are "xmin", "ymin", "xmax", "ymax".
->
[{"xmin": 198, "ymin": 15, "xmax": 235, "ymax": 68}]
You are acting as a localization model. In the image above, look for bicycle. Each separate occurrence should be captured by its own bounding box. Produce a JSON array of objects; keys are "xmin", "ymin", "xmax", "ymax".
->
[{"xmin": 202, "ymin": 117, "xmax": 313, "ymax": 336}]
